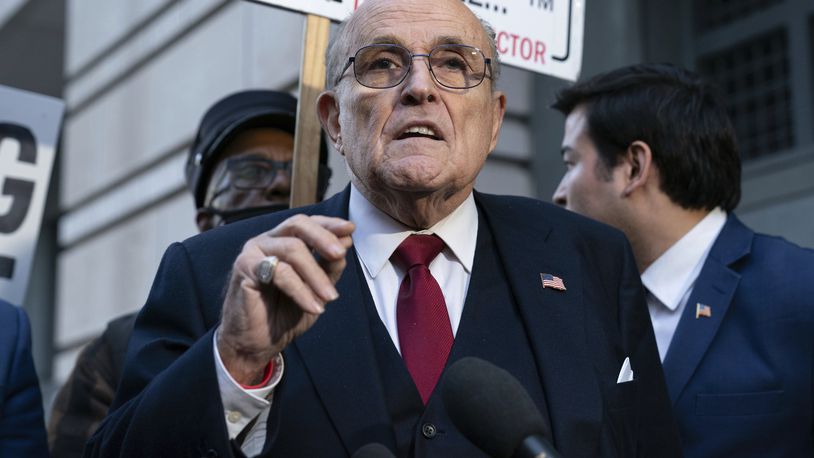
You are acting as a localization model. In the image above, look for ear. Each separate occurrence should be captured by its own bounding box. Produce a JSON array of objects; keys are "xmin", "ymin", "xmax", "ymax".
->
[
  {"xmin": 487, "ymin": 91, "xmax": 507, "ymax": 154},
  {"xmin": 621, "ymin": 140, "xmax": 655, "ymax": 197},
  {"xmin": 195, "ymin": 208, "xmax": 215, "ymax": 232},
  {"xmin": 317, "ymin": 90, "xmax": 342, "ymax": 153}
]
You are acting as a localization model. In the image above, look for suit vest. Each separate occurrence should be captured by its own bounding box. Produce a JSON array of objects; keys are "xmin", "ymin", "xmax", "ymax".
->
[{"xmin": 359, "ymin": 210, "xmax": 553, "ymax": 457}]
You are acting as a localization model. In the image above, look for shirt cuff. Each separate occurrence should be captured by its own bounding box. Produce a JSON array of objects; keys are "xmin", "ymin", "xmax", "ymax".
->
[{"xmin": 213, "ymin": 328, "xmax": 284, "ymax": 439}]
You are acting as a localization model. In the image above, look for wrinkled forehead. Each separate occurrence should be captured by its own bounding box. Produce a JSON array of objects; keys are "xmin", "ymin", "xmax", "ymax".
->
[{"xmin": 348, "ymin": 1, "xmax": 488, "ymax": 52}]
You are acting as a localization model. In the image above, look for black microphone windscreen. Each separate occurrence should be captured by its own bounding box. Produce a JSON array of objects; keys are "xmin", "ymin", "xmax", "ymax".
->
[
  {"xmin": 351, "ymin": 443, "xmax": 396, "ymax": 458},
  {"xmin": 442, "ymin": 357, "xmax": 548, "ymax": 458}
]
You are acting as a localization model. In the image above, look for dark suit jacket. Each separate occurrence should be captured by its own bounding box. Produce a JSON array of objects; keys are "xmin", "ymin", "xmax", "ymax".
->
[
  {"xmin": 87, "ymin": 189, "xmax": 680, "ymax": 457},
  {"xmin": 0, "ymin": 299, "xmax": 49, "ymax": 458},
  {"xmin": 663, "ymin": 215, "xmax": 814, "ymax": 457}
]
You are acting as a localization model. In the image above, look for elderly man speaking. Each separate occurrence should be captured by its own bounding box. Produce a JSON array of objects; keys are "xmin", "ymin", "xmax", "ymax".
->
[{"xmin": 87, "ymin": 1, "xmax": 679, "ymax": 456}]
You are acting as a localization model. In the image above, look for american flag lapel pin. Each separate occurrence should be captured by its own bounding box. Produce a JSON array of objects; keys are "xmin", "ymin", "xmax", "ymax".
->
[
  {"xmin": 541, "ymin": 273, "xmax": 566, "ymax": 291},
  {"xmin": 695, "ymin": 303, "xmax": 712, "ymax": 319}
]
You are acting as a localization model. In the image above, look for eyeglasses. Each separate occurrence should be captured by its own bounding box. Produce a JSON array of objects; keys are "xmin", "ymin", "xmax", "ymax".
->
[
  {"xmin": 222, "ymin": 156, "xmax": 291, "ymax": 190},
  {"xmin": 209, "ymin": 156, "xmax": 292, "ymax": 202},
  {"xmin": 338, "ymin": 43, "xmax": 492, "ymax": 89}
]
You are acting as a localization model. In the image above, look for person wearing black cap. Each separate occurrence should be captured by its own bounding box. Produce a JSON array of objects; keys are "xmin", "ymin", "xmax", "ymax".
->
[
  {"xmin": 47, "ymin": 90, "xmax": 330, "ymax": 458},
  {"xmin": 187, "ymin": 89, "xmax": 331, "ymax": 230}
]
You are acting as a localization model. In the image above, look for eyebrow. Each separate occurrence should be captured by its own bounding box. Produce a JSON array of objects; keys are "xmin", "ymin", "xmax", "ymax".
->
[
  {"xmin": 560, "ymin": 146, "xmax": 574, "ymax": 156},
  {"xmin": 434, "ymin": 35, "xmax": 466, "ymax": 47},
  {"xmin": 228, "ymin": 153, "xmax": 277, "ymax": 161},
  {"xmin": 366, "ymin": 34, "xmax": 405, "ymax": 46}
]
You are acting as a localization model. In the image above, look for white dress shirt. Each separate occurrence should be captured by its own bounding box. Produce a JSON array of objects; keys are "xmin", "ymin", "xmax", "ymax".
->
[
  {"xmin": 349, "ymin": 184, "xmax": 477, "ymax": 351},
  {"xmin": 213, "ymin": 331, "xmax": 283, "ymax": 456},
  {"xmin": 212, "ymin": 184, "xmax": 478, "ymax": 455},
  {"xmin": 641, "ymin": 208, "xmax": 727, "ymax": 361}
]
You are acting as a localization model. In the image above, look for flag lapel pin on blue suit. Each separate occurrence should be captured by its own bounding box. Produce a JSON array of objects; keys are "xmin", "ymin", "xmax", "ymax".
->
[
  {"xmin": 695, "ymin": 303, "xmax": 712, "ymax": 319},
  {"xmin": 540, "ymin": 273, "xmax": 566, "ymax": 291}
]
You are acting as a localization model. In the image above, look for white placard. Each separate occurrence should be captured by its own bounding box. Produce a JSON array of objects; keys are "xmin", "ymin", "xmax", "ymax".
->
[
  {"xmin": 251, "ymin": 0, "xmax": 584, "ymax": 81},
  {"xmin": 0, "ymin": 85, "xmax": 64, "ymax": 306}
]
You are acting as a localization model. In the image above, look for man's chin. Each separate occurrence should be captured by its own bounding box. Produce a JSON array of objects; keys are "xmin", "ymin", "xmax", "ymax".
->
[{"xmin": 377, "ymin": 169, "xmax": 447, "ymax": 195}]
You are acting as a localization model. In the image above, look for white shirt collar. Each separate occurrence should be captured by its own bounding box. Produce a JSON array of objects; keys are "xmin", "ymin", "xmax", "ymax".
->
[
  {"xmin": 348, "ymin": 184, "xmax": 478, "ymax": 279},
  {"xmin": 641, "ymin": 208, "xmax": 727, "ymax": 311}
]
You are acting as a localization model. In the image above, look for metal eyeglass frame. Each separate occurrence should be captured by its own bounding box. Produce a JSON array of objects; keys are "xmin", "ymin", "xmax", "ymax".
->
[
  {"xmin": 207, "ymin": 156, "xmax": 292, "ymax": 203},
  {"xmin": 336, "ymin": 43, "xmax": 493, "ymax": 89}
]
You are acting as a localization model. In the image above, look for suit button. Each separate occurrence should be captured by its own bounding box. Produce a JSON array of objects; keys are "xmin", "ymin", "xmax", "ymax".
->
[
  {"xmin": 422, "ymin": 423, "xmax": 437, "ymax": 439},
  {"xmin": 203, "ymin": 449, "xmax": 218, "ymax": 457}
]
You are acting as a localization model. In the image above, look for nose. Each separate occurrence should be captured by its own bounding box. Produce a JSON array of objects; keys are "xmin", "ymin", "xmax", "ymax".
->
[
  {"xmin": 400, "ymin": 55, "xmax": 440, "ymax": 105},
  {"xmin": 552, "ymin": 180, "xmax": 567, "ymax": 207},
  {"xmin": 264, "ymin": 169, "xmax": 291, "ymax": 201}
]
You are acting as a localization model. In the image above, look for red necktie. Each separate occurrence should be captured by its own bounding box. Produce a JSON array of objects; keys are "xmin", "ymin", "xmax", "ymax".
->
[{"xmin": 392, "ymin": 234, "xmax": 453, "ymax": 404}]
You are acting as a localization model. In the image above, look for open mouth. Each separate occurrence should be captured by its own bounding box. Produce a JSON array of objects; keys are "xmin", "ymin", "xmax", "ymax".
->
[{"xmin": 397, "ymin": 125, "xmax": 442, "ymax": 141}]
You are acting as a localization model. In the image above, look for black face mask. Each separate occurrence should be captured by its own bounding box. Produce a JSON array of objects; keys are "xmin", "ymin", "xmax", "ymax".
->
[{"xmin": 203, "ymin": 203, "xmax": 290, "ymax": 226}]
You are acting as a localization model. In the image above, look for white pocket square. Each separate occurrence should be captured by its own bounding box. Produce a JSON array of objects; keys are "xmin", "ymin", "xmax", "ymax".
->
[{"xmin": 616, "ymin": 356, "xmax": 634, "ymax": 384}]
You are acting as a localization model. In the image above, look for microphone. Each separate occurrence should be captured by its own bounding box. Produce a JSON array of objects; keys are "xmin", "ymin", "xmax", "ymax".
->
[
  {"xmin": 442, "ymin": 357, "xmax": 562, "ymax": 458},
  {"xmin": 351, "ymin": 443, "xmax": 396, "ymax": 458}
]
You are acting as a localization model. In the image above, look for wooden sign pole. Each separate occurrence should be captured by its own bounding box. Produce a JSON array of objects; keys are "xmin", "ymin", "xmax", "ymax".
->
[{"xmin": 290, "ymin": 14, "xmax": 331, "ymax": 208}]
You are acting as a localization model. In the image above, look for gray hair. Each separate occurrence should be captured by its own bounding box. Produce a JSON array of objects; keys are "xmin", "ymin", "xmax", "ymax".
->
[{"xmin": 325, "ymin": 14, "xmax": 501, "ymax": 90}]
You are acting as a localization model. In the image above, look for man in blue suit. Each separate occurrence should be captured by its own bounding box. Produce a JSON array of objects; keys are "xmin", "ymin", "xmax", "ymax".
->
[
  {"xmin": 87, "ymin": 1, "xmax": 680, "ymax": 456},
  {"xmin": 552, "ymin": 63, "xmax": 814, "ymax": 456},
  {"xmin": 0, "ymin": 298, "xmax": 49, "ymax": 457}
]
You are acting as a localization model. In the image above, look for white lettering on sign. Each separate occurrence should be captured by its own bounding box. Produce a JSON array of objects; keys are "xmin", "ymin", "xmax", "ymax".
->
[
  {"xmin": 0, "ymin": 85, "xmax": 63, "ymax": 306},
  {"xmin": 253, "ymin": 0, "xmax": 584, "ymax": 81}
]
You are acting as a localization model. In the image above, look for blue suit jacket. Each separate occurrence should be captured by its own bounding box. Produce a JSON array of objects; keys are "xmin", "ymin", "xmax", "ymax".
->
[
  {"xmin": 87, "ymin": 189, "xmax": 680, "ymax": 457},
  {"xmin": 0, "ymin": 299, "xmax": 48, "ymax": 457},
  {"xmin": 663, "ymin": 215, "xmax": 814, "ymax": 456}
]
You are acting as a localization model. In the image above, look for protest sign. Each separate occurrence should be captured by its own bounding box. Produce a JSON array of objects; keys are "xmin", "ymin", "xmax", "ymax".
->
[{"xmin": 0, "ymin": 85, "xmax": 63, "ymax": 305}]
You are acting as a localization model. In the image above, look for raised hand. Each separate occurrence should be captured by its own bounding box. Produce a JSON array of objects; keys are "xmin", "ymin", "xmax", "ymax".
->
[{"xmin": 216, "ymin": 214, "xmax": 355, "ymax": 385}]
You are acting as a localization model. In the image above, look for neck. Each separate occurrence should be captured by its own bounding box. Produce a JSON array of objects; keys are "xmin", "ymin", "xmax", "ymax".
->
[
  {"xmin": 627, "ymin": 202, "xmax": 711, "ymax": 273},
  {"xmin": 352, "ymin": 177, "xmax": 470, "ymax": 229}
]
